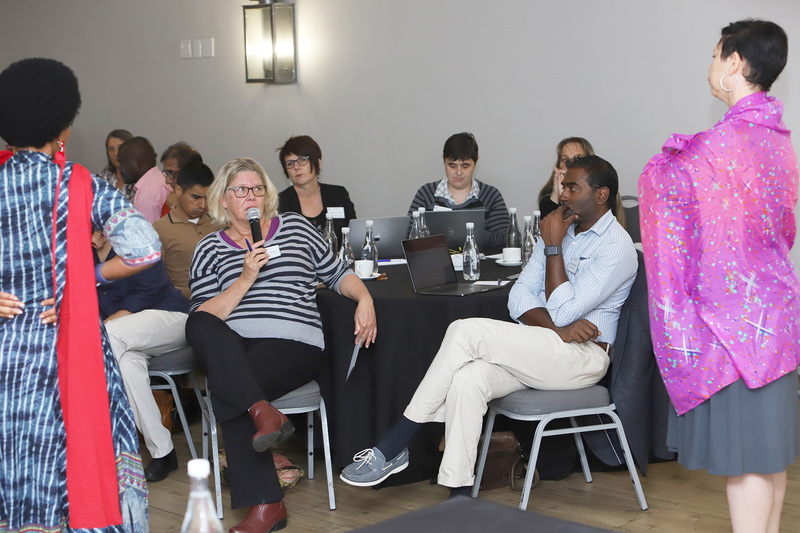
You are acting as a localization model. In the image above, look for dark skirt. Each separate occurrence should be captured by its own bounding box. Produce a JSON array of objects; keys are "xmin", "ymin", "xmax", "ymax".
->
[{"xmin": 667, "ymin": 370, "xmax": 800, "ymax": 476}]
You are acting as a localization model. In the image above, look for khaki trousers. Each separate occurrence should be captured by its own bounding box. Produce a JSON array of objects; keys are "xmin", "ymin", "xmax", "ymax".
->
[
  {"xmin": 403, "ymin": 318, "xmax": 609, "ymax": 487},
  {"xmin": 105, "ymin": 310, "xmax": 188, "ymax": 458}
]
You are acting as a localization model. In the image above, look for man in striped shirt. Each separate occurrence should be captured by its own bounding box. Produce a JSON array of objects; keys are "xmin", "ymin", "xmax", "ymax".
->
[{"xmin": 341, "ymin": 155, "xmax": 636, "ymax": 498}]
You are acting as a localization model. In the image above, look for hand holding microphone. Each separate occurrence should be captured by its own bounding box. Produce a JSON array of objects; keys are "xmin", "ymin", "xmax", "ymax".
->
[{"xmin": 241, "ymin": 207, "xmax": 269, "ymax": 282}]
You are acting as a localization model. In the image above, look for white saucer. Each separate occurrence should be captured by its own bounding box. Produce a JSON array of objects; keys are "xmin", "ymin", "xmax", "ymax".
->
[
  {"xmin": 358, "ymin": 273, "xmax": 380, "ymax": 280},
  {"xmin": 496, "ymin": 259, "xmax": 522, "ymax": 267}
]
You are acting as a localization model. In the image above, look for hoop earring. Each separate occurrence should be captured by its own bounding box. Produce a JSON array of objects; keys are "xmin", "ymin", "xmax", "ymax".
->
[
  {"xmin": 720, "ymin": 73, "xmax": 738, "ymax": 93},
  {"xmin": 57, "ymin": 140, "xmax": 65, "ymax": 153}
]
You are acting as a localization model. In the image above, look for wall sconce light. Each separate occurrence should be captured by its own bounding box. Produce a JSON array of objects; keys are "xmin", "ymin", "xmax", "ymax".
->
[{"xmin": 243, "ymin": 1, "xmax": 296, "ymax": 83}]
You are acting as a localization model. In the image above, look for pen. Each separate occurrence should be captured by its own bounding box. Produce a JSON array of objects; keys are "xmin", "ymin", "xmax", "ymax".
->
[{"xmin": 245, "ymin": 238, "xmax": 253, "ymax": 252}]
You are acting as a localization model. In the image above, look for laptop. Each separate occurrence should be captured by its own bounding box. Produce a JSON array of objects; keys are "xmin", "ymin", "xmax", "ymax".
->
[
  {"xmin": 424, "ymin": 209, "xmax": 486, "ymax": 250},
  {"xmin": 402, "ymin": 234, "xmax": 503, "ymax": 296},
  {"xmin": 349, "ymin": 216, "xmax": 410, "ymax": 259}
]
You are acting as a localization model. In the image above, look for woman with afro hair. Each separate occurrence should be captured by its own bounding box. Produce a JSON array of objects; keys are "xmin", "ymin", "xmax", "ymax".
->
[{"xmin": 0, "ymin": 58, "xmax": 158, "ymax": 532}]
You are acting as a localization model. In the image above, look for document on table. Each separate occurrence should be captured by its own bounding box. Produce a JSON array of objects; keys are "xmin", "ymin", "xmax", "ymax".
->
[{"xmin": 473, "ymin": 280, "xmax": 512, "ymax": 287}]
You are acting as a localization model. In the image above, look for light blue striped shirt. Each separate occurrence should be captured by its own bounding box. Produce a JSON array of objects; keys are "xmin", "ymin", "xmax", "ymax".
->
[{"xmin": 508, "ymin": 210, "xmax": 636, "ymax": 345}]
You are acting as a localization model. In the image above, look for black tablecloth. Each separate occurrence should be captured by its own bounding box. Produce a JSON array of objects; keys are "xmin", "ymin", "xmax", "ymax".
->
[{"xmin": 316, "ymin": 260, "xmax": 517, "ymax": 469}]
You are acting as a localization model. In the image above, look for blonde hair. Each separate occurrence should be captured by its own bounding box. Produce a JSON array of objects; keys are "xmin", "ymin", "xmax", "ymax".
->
[{"xmin": 207, "ymin": 158, "xmax": 279, "ymax": 226}]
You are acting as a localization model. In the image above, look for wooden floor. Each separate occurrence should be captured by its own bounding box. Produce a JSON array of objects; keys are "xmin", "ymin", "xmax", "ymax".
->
[{"xmin": 149, "ymin": 420, "xmax": 800, "ymax": 532}]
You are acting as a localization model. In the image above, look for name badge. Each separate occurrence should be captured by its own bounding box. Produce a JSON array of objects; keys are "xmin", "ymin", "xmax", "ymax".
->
[
  {"xmin": 327, "ymin": 207, "xmax": 345, "ymax": 219},
  {"xmin": 266, "ymin": 244, "xmax": 282, "ymax": 258},
  {"xmin": 567, "ymin": 256, "xmax": 580, "ymax": 274},
  {"xmin": 432, "ymin": 205, "xmax": 452, "ymax": 212}
]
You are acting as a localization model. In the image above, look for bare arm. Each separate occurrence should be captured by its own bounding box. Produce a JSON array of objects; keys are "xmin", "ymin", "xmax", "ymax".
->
[
  {"xmin": 337, "ymin": 275, "xmax": 377, "ymax": 348},
  {"xmin": 98, "ymin": 255, "xmax": 156, "ymax": 281},
  {"xmin": 518, "ymin": 307, "xmax": 600, "ymax": 343}
]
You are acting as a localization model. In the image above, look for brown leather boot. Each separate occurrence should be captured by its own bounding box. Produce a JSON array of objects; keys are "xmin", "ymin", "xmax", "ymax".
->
[
  {"xmin": 248, "ymin": 400, "xmax": 294, "ymax": 452},
  {"xmin": 229, "ymin": 501, "xmax": 287, "ymax": 533}
]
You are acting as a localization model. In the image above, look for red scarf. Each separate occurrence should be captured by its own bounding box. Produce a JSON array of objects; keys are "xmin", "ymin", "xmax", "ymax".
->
[{"xmin": 1, "ymin": 151, "xmax": 122, "ymax": 527}]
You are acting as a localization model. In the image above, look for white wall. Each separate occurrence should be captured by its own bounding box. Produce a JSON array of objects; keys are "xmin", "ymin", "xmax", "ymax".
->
[{"xmin": 2, "ymin": 0, "xmax": 799, "ymax": 257}]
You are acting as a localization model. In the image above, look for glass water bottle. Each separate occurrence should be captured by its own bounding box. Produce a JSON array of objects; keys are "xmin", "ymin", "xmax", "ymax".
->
[
  {"xmin": 361, "ymin": 220, "xmax": 379, "ymax": 275},
  {"xmin": 462, "ymin": 222, "xmax": 480, "ymax": 281},
  {"xmin": 338, "ymin": 227, "xmax": 355, "ymax": 267},
  {"xmin": 323, "ymin": 213, "xmax": 338, "ymax": 256},
  {"xmin": 181, "ymin": 459, "xmax": 223, "ymax": 533}
]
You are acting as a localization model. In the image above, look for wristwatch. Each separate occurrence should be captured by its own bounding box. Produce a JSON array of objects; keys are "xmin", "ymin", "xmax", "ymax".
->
[{"xmin": 544, "ymin": 245, "xmax": 562, "ymax": 257}]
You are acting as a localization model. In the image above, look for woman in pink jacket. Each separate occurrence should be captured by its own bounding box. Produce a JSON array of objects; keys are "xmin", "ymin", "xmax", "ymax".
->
[{"xmin": 639, "ymin": 20, "xmax": 799, "ymax": 533}]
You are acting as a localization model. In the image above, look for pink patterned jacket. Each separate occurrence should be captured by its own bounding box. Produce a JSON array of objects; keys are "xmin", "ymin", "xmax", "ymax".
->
[{"xmin": 639, "ymin": 92, "xmax": 800, "ymax": 415}]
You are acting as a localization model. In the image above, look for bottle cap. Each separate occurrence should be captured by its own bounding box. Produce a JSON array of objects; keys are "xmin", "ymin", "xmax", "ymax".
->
[
  {"xmin": 524, "ymin": 215, "xmax": 531, "ymax": 222},
  {"xmin": 412, "ymin": 211, "xmax": 419, "ymax": 218},
  {"xmin": 342, "ymin": 227, "xmax": 349, "ymax": 234},
  {"xmin": 326, "ymin": 212, "xmax": 333, "ymax": 219},
  {"xmin": 466, "ymin": 222, "xmax": 474, "ymax": 229},
  {"xmin": 418, "ymin": 207, "xmax": 426, "ymax": 213},
  {"xmin": 187, "ymin": 458, "xmax": 210, "ymax": 478},
  {"xmin": 509, "ymin": 207, "xmax": 517, "ymax": 214},
  {"xmin": 366, "ymin": 220, "xmax": 373, "ymax": 227},
  {"xmin": 534, "ymin": 210, "xmax": 541, "ymax": 216}
]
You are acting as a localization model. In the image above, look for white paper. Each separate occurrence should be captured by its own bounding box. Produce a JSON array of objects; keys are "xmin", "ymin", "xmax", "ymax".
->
[
  {"xmin": 266, "ymin": 244, "xmax": 281, "ymax": 258},
  {"xmin": 346, "ymin": 343, "xmax": 360, "ymax": 382},
  {"xmin": 327, "ymin": 206, "xmax": 346, "ymax": 219}
]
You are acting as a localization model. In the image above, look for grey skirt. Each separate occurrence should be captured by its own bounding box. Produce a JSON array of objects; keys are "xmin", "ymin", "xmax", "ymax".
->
[{"xmin": 667, "ymin": 370, "xmax": 800, "ymax": 476}]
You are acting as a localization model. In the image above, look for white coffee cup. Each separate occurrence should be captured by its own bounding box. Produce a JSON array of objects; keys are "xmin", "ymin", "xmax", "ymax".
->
[
  {"xmin": 354, "ymin": 259, "xmax": 374, "ymax": 278},
  {"xmin": 502, "ymin": 247, "xmax": 522, "ymax": 263}
]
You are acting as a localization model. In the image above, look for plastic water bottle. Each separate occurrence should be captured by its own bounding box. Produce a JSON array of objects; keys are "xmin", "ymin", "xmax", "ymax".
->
[
  {"xmin": 417, "ymin": 207, "xmax": 431, "ymax": 238},
  {"xmin": 506, "ymin": 207, "xmax": 521, "ymax": 248},
  {"xmin": 462, "ymin": 222, "xmax": 480, "ymax": 281},
  {"xmin": 361, "ymin": 220, "xmax": 379, "ymax": 275},
  {"xmin": 323, "ymin": 213, "xmax": 338, "ymax": 256},
  {"xmin": 337, "ymin": 227, "xmax": 354, "ymax": 267},
  {"xmin": 181, "ymin": 459, "xmax": 223, "ymax": 533},
  {"xmin": 409, "ymin": 211, "xmax": 421, "ymax": 239},
  {"xmin": 532, "ymin": 210, "xmax": 541, "ymax": 245},
  {"xmin": 521, "ymin": 215, "xmax": 536, "ymax": 268}
]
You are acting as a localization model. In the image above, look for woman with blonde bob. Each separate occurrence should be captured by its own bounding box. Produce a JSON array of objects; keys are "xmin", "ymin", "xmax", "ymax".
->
[{"xmin": 186, "ymin": 158, "xmax": 376, "ymax": 533}]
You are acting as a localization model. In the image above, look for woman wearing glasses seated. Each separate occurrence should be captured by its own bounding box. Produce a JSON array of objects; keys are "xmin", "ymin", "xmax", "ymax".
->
[
  {"xmin": 185, "ymin": 157, "xmax": 376, "ymax": 533},
  {"xmin": 277, "ymin": 135, "xmax": 356, "ymax": 242}
]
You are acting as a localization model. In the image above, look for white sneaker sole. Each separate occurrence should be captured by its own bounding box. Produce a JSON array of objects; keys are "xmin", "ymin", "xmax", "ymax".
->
[{"xmin": 339, "ymin": 459, "xmax": 409, "ymax": 487}]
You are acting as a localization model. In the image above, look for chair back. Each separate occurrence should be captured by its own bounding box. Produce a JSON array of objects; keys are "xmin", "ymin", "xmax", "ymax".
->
[{"xmin": 621, "ymin": 195, "xmax": 640, "ymax": 243}]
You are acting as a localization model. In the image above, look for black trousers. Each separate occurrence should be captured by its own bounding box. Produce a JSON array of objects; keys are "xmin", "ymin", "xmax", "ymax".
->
[{"xmin": 186, "ymin": 311, "xmax": 322, "ymax": 507}]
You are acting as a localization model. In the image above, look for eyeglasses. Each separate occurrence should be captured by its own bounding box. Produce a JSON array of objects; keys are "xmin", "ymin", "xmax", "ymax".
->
[
  {"xmin": 162, "ymin": 169, "xmax": 179, "ymax": 180},
  {"xmin": 227, "ymin": 185, "xmax": 267, "ymax": 198},
  {"xmin": 284, "ymin": 155, "xmax": 310, "ymax": 169}
]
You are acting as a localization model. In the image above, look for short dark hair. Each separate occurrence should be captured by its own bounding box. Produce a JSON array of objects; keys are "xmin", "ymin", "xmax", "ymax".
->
[
  {"xmin": 160, "ymin": 142, "xmax": 203, "ymax": 167},
  {"xmin": 0, "ymin": 58, "xmax": 82, "ymax": 148},
  {"xmin": 442, "ymin": 132, "xmax": 479, "ymax": 162},
  {"xmin": 104, "ymin": 128, "xmax": 133, "ymax": 172},
  {"xmin": 177, "ymin": 161, "xmax": 214, "ymax": 190},
  {"xmin": 719, "ymin": 19, "xmax": 788, "ymax": 92},
  {"xmin": 565, "ymin": 155, "xmax": 618, "ymax": 214},
  {"xmin": 277, "ymin": 135, "xmax": 322, "ymax": 179}
]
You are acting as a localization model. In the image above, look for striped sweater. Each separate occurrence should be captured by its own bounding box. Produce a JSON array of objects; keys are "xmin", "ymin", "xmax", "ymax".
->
[
  {"xmin": 189, "ymin": 212, "xmax": 353, "ymax": 348},
  {"xmin": 408, "ymin": 179, "xmax": 509, "ymax": 250}
]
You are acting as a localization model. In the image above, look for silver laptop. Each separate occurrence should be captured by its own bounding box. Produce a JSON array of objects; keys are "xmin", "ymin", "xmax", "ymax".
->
[
  {"xmin": 402, "ymin": 234, "xmax": 503, "ymax": 296},
  {"xmin": 424, "ymin": 209, "xmax": 486, "ymax": 250},
  {"xmin": 349, "ymin": 216, "xmax": 410, "ymax": 259}
]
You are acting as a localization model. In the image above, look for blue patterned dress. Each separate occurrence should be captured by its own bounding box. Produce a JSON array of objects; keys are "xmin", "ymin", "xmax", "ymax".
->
[{"xmin": 0, "ymin": 151, "xmax": 157, "ymax": 532}]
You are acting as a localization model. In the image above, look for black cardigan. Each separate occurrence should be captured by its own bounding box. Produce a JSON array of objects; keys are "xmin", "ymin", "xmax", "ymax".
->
[{"xmin": 277, "ymin": 183, "xmax": 357, "ymax": 243}]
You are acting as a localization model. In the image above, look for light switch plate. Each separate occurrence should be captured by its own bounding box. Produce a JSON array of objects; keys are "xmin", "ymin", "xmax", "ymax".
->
[{"xmin": 179, "ymin": 39, "xmax": 192, "ymax": 59}]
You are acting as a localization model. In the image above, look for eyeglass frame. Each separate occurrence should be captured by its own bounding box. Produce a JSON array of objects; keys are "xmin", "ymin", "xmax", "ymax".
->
[
  {"xmin": 284, "ymin": 155, "xmax": 310, "ymax": 169},
  {"xmin": 162, "ymin": 169, "xmax": 179, "ymax": 180},
  {"xmin": 226, "ymin": 185, "xmax": 267, "ymax": 198}
]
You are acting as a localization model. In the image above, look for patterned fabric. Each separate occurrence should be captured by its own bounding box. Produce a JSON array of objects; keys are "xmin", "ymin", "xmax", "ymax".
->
[
  {"xmin": 0, "ymin": 151, "xmax": 156, "ymax": 532},
  {"xmin": 638, "ymin": 92, "xmax": 800, "ymax": 415},
  {"xmin": 508, "ymin": 210, "xmax": 637, "ymax": 346},
  {"xmin": 433, "ymin": 176, "xmax": 480, "ymax": 205},
  {"xmin": 98, "ymin": 169, "xmax": 135, "ymax": 203},
  {"xmin": 189, "ymin": 212, "xmax": 354, "ymax": 348},
  {"xmin": 408, "ymin": 179, "xmax": 509, "ymax": 250}
]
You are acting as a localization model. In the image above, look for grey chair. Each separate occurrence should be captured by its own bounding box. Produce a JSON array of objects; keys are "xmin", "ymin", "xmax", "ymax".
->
[
  {"xmin": 621, "ymin": 195, "xmax": 640, "ymax": 243},
  {"xmin": 148, "ymin": 344, "xmax": 201, "ymax": 460},
  {"xmin": 200, "ymin": 379, "xmax": 336, "ymax": 519},
  {"xmin": 471, "ymin": 385, "xmax": 648, "ymax": 511}
]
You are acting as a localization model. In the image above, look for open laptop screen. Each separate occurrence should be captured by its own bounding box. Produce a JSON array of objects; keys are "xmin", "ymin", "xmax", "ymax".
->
[{"xmin": 402, "ymin": 235, "xmax": 458, "ymax": 290}]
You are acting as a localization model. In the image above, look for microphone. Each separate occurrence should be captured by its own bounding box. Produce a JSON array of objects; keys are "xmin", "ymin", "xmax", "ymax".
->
[{"xmin": 246, "ymin": 207, "xmax": 263, "ymax": 243}]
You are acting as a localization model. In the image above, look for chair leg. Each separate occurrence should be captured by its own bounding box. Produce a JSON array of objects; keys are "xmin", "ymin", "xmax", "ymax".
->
[
  {"xmin": 569, "ymin": 417, "xmax": 592, "ymax": 483},
  {"xmin": 306, "ymin": 411, "xmax": 315, "ymax": 480},
  {"xmin": 166, "ymin": 374, "xmax": 198, "ymax": 460},
  {"xmin": 318, "ymin": 398, "xmax": 336, "ymax": 510},
  {"xmin": 520, "ymin": 416, "xmax": 550, "ymax": 511},
  {"xmin": 471, "ymin": 410, "xmax": 497, "ymax": 498},
  {"xmin": 608, "ymin": 411, "xmax": 648, "ymax": 511}
]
